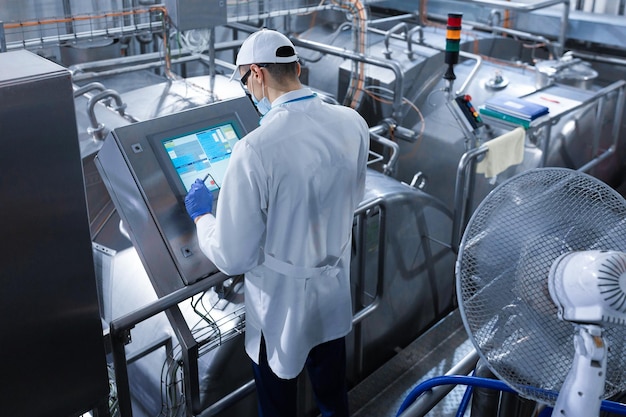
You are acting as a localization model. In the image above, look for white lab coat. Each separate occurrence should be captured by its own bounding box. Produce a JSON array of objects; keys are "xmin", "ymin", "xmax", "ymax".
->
[{"xmin": 196, "ymin": 87, "xmax": 369, "ymax": 379}]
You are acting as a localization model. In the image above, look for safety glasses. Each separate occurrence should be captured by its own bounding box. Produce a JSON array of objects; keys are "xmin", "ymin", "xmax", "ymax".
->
[{"xmin": 239, "ymin": 64, "xmax": 269, "ymax": 90}]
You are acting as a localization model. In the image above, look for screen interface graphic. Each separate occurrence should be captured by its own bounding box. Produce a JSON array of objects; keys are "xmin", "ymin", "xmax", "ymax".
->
[{"xmin": 162, "ymin": 123, "xmax": 240, "ymax": 192}]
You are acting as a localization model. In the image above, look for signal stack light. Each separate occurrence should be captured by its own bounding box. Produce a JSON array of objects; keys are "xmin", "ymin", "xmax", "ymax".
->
[{"xmin": 444, "ymin": 13, "xmax": 463, "ymax": 94}]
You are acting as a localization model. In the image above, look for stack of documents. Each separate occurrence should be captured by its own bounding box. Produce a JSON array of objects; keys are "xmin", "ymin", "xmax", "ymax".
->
[{"xmin": 479, "ymin": 95, "xmax": 549, "ymax": 128}]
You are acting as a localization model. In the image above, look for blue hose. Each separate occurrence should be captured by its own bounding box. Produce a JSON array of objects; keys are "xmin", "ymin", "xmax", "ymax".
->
[
  {"xmin": 454, "ymin": 383, "xmax": 473, "ymax": 417},
  {"xmin": 396, "ymin": 375, "xmax": 516, "ymax": 416},
  {"xmin": 395, "ymin": 375, "xmax": 626, "ymax": 417}
]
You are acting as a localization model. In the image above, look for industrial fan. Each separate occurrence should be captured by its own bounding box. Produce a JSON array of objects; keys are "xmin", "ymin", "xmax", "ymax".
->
[{"xmin": 456, "ymin": 167, "xmax": 626, "ymax": 416}]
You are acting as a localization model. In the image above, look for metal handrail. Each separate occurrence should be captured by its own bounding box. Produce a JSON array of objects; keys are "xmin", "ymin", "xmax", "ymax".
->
[
  {"xmin": 451, "ymin": 145, "xmax": 488, "ymax": 253},
  {"xmin": 351, "ymin": 197, "xmax": 387, "ymax": 378},
  {"xmin": 521, "ymin": 80, "xmax": 625, "ymax": 169},
  {"xmin": 452, "ymin": 79, "xmax": 626, "ymax": 251},
  {"xmin": 110, "ymin": 272, "xmax": 230, "ymax": 416},
  {"xmin": 352, "ymin": 197, "xmax": 387, "ymax": 325},
  {"xmin": 577, "ymin": 80, "xmax": 625, "ymax": 173},
  {"xmin": 109, "ymin": 198, "xmax": 388, "ymax": 416}
]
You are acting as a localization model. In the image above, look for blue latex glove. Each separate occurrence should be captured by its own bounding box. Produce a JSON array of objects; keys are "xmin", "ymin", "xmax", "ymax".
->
[{"xmin": 185, "ymin": 178, "xmax": 213, "ymax": 221}]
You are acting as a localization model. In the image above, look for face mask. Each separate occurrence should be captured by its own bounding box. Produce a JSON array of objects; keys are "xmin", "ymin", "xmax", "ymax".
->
[
  {"xmin": 255, "ymin": 96, "xmax": 272, "ymax": 116},
  {"xmin": 250, "ymin": 81, "xmax": 272, "ymax": 115}
]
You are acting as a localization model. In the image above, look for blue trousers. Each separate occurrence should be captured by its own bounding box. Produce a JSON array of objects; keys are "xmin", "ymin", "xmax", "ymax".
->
[{"xmin": 251, "ymin": 336, "xmax": 350, "ymax": 417}]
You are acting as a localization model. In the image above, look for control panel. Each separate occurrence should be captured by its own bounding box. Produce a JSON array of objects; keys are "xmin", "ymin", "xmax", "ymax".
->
[
  {"xmin": 95, "ymin": 96, "xmax": 259, "ymax": 296},
  {"xmin": 454, "ymin": 94, "xmax": 483, "ymax": 130}
]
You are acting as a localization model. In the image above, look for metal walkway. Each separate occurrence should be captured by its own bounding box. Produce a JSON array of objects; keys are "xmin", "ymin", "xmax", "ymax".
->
[{"xmin": 349, "ymin": 309, "xmax": 475, "ymax": 417}]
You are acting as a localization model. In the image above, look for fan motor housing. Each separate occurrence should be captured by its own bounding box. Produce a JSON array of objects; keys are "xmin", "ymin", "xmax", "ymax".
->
[{"xmin": 549, "ymin": 250, "xmax": 626, "ymax": 325}]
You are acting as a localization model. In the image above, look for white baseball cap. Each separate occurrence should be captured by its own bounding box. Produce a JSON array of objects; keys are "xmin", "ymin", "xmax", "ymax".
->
[{"xmin": 230, "ymin": 29, "xmax": 299, "ymax": 79}]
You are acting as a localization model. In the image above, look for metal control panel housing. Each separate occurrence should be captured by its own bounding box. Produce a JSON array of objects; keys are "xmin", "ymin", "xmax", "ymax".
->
[{"xmin": 95, "ymin": 96, "xmax": 259, "ymax": 296}]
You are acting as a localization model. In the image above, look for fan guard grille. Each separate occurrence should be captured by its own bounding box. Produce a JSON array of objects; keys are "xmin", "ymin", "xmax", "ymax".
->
[{"xmin": 456, "ymin": 168, "xmax": 626, "ymax": 404}]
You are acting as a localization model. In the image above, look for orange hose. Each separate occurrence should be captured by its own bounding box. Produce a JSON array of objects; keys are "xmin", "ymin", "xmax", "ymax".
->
[
  {"xmin": 150, "ymin": 6, "xmax": 173, "ymax": 77},
  {"xmin": 504, "ymin": 0, "xmax": 511, "ymax": 29},
  {"xmin": 331, "ymin": 0, "xmax": 368, "ymax": 109}
]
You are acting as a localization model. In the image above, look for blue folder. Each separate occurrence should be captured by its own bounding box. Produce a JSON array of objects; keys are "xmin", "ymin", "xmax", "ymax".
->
[{"xmin": 484, "ymin": 95, "xmax": 549, "ymax": 120}]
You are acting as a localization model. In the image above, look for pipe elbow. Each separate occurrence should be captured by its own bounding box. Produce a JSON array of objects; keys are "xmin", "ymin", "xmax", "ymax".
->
[
  {"xmin": 73, "ymin": 82, "xmax": 106, "ymax": 98},
  {"xmin": 407, "ymin": 26, "xmax": 424, "ymax": 59},
  {"xmin": 86, "ymin": 89, "xmax": 127, "ymax": 139},
  {"xmin": 384, "ymin": 22, "xmax": 409, "ymax": 59},
  {"xmin": 104, "ymin": 90, "xmax": 127, "ymax": 116}
]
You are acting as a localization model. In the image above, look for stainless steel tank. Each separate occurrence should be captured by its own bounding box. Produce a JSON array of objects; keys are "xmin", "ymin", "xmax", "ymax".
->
[{"xmin": 296, "ymin": 23, "xmax": 622, "ymax": 215}]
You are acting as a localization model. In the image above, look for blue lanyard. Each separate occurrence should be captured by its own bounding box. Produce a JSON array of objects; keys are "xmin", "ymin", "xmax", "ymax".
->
[
  {"xmin": 259, "ymin": 93, "xmax": 317, "ymax": 124},
  {"xmin": 276, "ymin": 93, "xmax": 317, "ymax": 108}
]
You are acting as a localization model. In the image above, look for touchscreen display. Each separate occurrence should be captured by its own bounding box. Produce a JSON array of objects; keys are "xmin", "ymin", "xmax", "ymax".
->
[{"xmin": 162, "ymin": 122, "xmax": 240, "ymax": 192}]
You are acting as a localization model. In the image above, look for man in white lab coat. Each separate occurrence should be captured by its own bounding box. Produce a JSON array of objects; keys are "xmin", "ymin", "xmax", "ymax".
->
[{"xmin": 184, "ymin": 28, "xmax": 369, "ymax": 416}]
